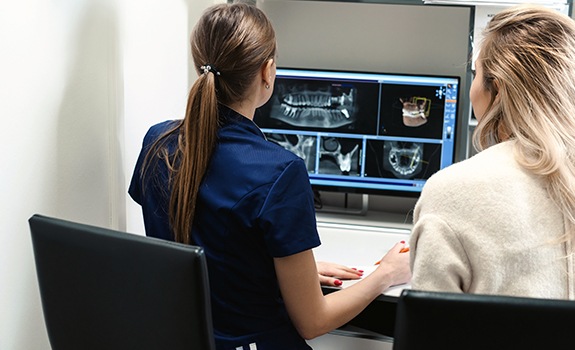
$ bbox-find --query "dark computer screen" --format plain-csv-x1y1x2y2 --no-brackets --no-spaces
254,67,459,197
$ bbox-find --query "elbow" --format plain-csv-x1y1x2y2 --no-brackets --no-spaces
299,330,320,341
299,329,323,341
294,321,330,340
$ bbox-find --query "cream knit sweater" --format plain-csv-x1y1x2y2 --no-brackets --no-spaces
410,141,575,299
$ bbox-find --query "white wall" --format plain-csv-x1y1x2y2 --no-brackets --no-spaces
0,1,121,348
0,0,218,349
123,0,192,235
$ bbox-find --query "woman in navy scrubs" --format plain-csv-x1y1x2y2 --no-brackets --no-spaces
129,3,411,349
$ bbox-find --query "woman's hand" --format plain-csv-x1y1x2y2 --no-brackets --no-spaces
372,242,412,288
316,261,363,287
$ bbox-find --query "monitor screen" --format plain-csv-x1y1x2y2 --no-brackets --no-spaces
254,67,459,197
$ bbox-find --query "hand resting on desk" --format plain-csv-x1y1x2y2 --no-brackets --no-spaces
316,261,363,287
319,242,412,294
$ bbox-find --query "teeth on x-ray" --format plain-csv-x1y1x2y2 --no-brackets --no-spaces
383,141,423,179
320,138,359,173
279,105,350,126
272,84,357,128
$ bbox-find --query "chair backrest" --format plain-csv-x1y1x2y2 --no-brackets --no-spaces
394,289,575,350
29,214,216,350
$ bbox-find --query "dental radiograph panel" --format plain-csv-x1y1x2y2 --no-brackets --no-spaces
383,141,423,179
319,137,360,175
270,82,358,129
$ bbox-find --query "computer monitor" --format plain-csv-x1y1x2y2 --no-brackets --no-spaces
255,67,460,197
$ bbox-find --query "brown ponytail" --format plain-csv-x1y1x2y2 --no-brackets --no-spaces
169,71,220,244
142,3,276,243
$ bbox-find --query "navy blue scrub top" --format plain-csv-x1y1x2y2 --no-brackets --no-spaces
129,105,321,350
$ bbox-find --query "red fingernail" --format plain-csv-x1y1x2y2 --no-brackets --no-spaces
400,240,405,244
359,270,364,273
334,280,342,286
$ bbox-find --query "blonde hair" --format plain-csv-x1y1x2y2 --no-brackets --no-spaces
144,3,276,244
474,5,575,240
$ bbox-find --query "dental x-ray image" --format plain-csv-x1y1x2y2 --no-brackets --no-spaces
255,77,380,135
364,140,442,180
318,137,361,176
276,81,356,128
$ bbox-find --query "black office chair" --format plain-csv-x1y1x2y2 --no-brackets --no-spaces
393,289,575,350
29,214,216,350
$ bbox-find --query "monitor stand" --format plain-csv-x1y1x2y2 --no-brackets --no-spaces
315,193,369,216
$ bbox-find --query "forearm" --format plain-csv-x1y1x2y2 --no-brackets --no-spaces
276,251,400,340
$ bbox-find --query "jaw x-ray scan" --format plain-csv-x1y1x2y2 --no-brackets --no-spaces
270,81,357,129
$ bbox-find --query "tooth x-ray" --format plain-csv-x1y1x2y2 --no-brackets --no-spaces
255,77,380,135
364,140,442,181
383,141,423,179
273,81,357,129
319,137,361,176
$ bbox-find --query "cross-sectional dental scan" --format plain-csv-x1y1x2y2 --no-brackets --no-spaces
319,137,361,176
385,141,424,178
364,140,442,181
255,68,459,196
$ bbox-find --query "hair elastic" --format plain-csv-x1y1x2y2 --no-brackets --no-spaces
200,64,221,76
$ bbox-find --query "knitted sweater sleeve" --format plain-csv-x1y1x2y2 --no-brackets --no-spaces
410,213,471,292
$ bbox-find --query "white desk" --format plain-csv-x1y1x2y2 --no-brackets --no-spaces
314,211,412,267
314,210,413,338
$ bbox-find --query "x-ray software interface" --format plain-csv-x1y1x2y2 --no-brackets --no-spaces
255,68,459,196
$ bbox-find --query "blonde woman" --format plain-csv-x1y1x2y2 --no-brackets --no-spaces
410,5,575,299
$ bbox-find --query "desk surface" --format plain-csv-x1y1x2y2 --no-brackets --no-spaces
316,211,413,231
315,213,413,338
